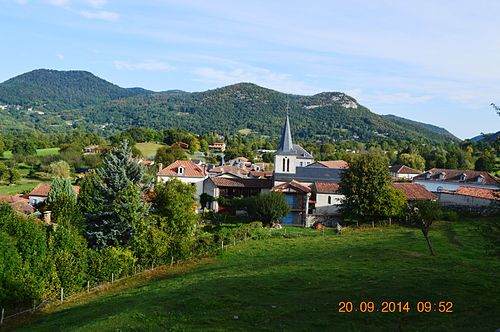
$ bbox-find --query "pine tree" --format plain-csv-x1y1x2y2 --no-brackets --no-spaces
80,141,148,248
47,177,82,228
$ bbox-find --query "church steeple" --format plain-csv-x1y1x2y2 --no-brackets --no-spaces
278,114,294,152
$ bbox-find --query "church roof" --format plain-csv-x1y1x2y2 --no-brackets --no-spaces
276,115,313,159
274,167,344,183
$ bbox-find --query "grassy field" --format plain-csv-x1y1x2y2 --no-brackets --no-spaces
0,180,43,195
1,147,60,159
11,218,500,331
135,142,165,159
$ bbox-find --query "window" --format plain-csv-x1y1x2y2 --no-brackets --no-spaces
328,196,332,204
178,167,184,175
287,158,290,172
282,158,286,172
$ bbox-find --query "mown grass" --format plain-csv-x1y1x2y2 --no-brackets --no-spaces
1,147,60,159
135,142,165,159
0,180,45,195
11,218,500,332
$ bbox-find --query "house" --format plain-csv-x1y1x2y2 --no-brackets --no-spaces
438,186,499,210
308,160,349,169
208,142,226,152
413,168,500,192
203,176,273,212
391,183,436,201
310,182,343,215
390,165,422,180
273,180,311,226
171,141,189,150
157,160,207,197
249,170,273,179
28,183,80,206
83,145,110,155
252,162,273,171
0,194,35,214
208,165,250,177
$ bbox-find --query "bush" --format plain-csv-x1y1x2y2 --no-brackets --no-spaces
442,210,459,222
87,247,136,284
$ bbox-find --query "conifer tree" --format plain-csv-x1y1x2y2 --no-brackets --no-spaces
80,141,148,248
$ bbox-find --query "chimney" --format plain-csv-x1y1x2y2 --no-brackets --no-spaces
43,211,52,224
158,163,163,172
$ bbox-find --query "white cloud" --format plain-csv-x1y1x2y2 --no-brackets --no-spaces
113,60,175,71
80,10,119,21
56,53,64,60
192,64,317,94
84,0,107,8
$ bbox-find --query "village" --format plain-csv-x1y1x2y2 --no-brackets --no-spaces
2,115,499,227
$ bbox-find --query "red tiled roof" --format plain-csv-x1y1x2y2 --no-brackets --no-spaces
413,168,500,187
0,194,34,214
209,176,273,189
441,186,500,201
209,165,249,176
250,171,273,178
314,160,349,169
392,183,436,201
29,183,80,197
273,180,311,193
157,160,207,178
313,181,340,194
390,164,422,174
171,141,189,149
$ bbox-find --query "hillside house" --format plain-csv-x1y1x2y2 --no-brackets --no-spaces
171,141,190,150
157,160,207,197
412,168,500,192
390,165,422,180
203,176,273,212
208,142,226,152
28,183,80,206
438,186,499,210
0,194,35,214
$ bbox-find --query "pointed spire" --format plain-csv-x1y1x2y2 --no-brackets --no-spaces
278,113,294,152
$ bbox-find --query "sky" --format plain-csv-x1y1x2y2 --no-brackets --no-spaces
1,0,499,139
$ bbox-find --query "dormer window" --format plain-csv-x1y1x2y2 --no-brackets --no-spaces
477,175,485,183
438,172,446,180
425,171,431,180
460,173,467,181
178,166,184,176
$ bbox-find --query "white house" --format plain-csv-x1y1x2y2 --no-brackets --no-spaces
412,168,500,192
28,183,80,206
390,165,422,180
157,160,207,197
311,182,343,216
438,186,499,209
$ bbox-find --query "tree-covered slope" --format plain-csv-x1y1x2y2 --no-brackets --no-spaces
85,82,459,143
0,69,151,110
0,70,459,143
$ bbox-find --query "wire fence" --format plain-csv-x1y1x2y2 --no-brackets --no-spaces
0,227,332,327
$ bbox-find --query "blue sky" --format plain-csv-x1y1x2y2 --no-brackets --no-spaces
1,0,499,139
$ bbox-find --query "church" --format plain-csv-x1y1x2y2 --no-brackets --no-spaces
272,115,346,226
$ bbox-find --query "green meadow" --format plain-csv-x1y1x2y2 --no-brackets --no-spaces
11,218,500,331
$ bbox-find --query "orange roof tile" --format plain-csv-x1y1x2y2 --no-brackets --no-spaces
392,183,436,201
28,184,80,197
313,182,340,194
441,186,500,201
157,160,206,178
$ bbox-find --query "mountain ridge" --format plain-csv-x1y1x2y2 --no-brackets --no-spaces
0,69,459,143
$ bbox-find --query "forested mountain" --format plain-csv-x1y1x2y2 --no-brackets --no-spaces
0,70,459,144
0,69,150,110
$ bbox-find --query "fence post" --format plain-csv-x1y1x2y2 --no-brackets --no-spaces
221,240,224,250
60,288,64,303
87,281,90,293
170,256,174,267
233,237,236,246
111,273,114,284
134,266,137,275
1,308,4,325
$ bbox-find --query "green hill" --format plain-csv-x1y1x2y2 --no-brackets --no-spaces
0,70,459,143
12,219,500,331
0,69,150,110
